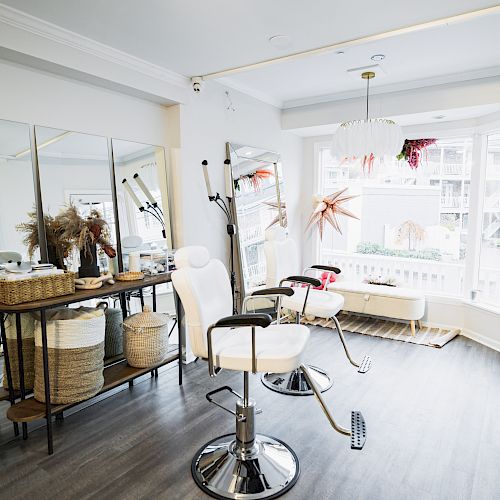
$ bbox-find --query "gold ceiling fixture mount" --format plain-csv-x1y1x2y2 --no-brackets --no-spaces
361,71,375,80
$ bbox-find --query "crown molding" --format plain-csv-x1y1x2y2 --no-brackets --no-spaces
283,66,500,109
0,3,189,89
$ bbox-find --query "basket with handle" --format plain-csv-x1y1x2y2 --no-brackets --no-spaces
123,306,169,368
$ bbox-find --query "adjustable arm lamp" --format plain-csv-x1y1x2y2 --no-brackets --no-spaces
202,159,237,313
122,178,166,239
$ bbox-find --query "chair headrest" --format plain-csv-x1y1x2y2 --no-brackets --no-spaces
174,246,210,269
265,225,287,242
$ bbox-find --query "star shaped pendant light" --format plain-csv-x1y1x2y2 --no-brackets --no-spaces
306,188,359,240
332,71,404,170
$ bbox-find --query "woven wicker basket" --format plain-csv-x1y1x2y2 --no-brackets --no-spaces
97,302,124,358
33,307,105,404
2,313,35,391
123,306,169,368
0,272,75,305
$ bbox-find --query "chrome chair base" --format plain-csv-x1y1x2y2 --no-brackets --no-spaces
261,365,333,396
192,433,300,500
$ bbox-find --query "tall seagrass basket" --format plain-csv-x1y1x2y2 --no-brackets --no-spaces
34,307,105,404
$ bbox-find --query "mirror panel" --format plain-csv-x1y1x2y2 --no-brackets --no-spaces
228,142,286,297
36,126,114,272
112,139,172,273
0,119,39,263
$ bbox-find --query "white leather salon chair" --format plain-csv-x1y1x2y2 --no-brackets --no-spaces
262,226,371,396
172,246,366,499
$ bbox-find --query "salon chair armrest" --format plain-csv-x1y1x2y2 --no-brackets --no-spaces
207,313,273,376
251,287,294,297
308,264,341,275
213,313,272,329
243,287,295,318
281,275,322,288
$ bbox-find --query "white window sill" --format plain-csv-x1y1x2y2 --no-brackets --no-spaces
463,300,500,316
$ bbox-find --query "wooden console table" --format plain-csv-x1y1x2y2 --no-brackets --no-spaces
0,273,185,455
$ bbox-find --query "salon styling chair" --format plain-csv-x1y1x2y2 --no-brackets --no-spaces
261,226,372,396
172,246,366,499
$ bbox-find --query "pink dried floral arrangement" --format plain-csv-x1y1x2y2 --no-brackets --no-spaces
397,138,437,169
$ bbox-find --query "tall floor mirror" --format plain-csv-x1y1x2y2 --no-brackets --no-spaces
0,119,39,264
226,142,286,305
112,139,172,276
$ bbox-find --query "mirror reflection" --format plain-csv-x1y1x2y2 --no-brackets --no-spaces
0,119,38,264
36,126,115,274
112,139,172,274
228,143,286,295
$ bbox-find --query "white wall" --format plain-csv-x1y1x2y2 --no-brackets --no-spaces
0,60,170,146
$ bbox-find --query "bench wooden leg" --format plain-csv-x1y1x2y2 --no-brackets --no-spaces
417,320,422,330
410,320,416,336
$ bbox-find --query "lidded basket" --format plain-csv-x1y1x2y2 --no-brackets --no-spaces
123,306,169,368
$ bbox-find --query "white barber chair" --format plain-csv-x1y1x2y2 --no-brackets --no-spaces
172,246,366,500
262,226,372,396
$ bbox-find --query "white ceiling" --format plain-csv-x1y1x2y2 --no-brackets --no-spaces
223,12,500,107
1,0,499,111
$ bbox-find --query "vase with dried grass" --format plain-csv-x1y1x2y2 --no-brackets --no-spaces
54,205,116,278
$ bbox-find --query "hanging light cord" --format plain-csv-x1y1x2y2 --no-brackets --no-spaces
366,76,370,121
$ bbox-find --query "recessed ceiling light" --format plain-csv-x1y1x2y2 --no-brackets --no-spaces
433,115,446,120
268,35,291,49
336,50,345,55
371,54,385,62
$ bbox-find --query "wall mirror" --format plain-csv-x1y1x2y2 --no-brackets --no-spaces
36,126,115,273
112,139,172,273
227,142,286,299
0,119,39,264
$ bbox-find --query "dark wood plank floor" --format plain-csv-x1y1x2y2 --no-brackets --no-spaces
1,328,499,500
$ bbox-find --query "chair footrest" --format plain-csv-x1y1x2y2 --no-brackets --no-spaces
358,355,372,374
351,411,366,450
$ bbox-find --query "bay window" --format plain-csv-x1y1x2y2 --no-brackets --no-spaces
315,131,500,308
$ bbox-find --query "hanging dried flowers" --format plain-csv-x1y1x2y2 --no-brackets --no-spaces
234,169,274,192
306,188,359,240
397,139,437,169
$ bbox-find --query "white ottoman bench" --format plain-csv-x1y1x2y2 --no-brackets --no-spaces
327,281,425,336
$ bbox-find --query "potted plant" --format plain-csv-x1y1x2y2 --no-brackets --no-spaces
17,211,72,269
55,205,116,278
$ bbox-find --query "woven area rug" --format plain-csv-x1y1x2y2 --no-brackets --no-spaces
302,312,460,348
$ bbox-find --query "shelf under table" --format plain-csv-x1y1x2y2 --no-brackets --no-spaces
7,349,179,423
